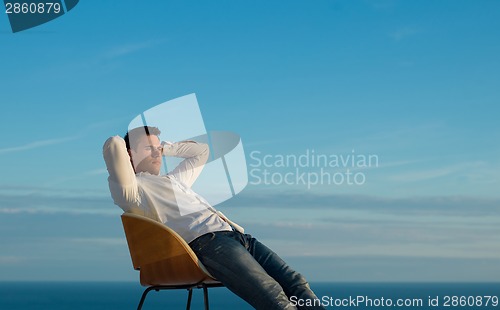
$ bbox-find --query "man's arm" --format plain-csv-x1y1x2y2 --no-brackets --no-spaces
102,136,139,211
163,140,209,188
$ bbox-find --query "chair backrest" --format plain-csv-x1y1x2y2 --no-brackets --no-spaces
121,213,216,286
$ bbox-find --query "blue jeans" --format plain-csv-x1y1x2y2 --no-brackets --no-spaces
189,231,325,310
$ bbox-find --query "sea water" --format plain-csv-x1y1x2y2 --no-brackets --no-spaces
0,282,498,309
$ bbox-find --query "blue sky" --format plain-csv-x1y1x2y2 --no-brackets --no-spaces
1,0,499,282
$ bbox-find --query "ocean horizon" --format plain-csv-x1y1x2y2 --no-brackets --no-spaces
0,281,498,309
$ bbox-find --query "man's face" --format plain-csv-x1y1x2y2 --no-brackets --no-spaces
129,134,163,175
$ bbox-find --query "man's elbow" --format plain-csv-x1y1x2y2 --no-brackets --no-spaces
103,136,125,154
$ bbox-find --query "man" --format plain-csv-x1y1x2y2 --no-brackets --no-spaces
103,126,325,310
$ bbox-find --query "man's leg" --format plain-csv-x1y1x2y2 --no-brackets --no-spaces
190,231,297,310
246,235,326,310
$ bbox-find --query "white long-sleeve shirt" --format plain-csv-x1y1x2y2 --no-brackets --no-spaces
103,136,232,243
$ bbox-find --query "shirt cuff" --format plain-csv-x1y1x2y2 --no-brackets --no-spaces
161,141,174,155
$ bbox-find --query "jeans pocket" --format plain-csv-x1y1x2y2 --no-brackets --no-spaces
189,232,216,253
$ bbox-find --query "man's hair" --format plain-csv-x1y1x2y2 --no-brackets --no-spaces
124,126,161,151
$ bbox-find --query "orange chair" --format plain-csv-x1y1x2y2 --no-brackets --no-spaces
121,213,224,310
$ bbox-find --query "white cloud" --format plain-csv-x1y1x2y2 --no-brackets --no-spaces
387,165,460,182
43,167,109,187
0,119,113,156
250,218,500,259
85,168,108,175
221,189,500,216
386,161,484,182
0,207,118,216
103,39,166,59
0,136,78,155
70,238,126,246
0,187,116,216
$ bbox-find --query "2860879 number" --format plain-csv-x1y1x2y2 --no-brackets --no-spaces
5,2,61,14
443,295,499,307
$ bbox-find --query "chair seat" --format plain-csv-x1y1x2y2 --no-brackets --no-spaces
121,213,223,309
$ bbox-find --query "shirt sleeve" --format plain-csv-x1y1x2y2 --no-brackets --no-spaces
163,140,209,188
102,136,139,211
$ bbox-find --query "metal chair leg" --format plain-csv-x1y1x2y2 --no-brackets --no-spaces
137,286,156,310
135,283,222,309
203,285,209,310
186,288,193,310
